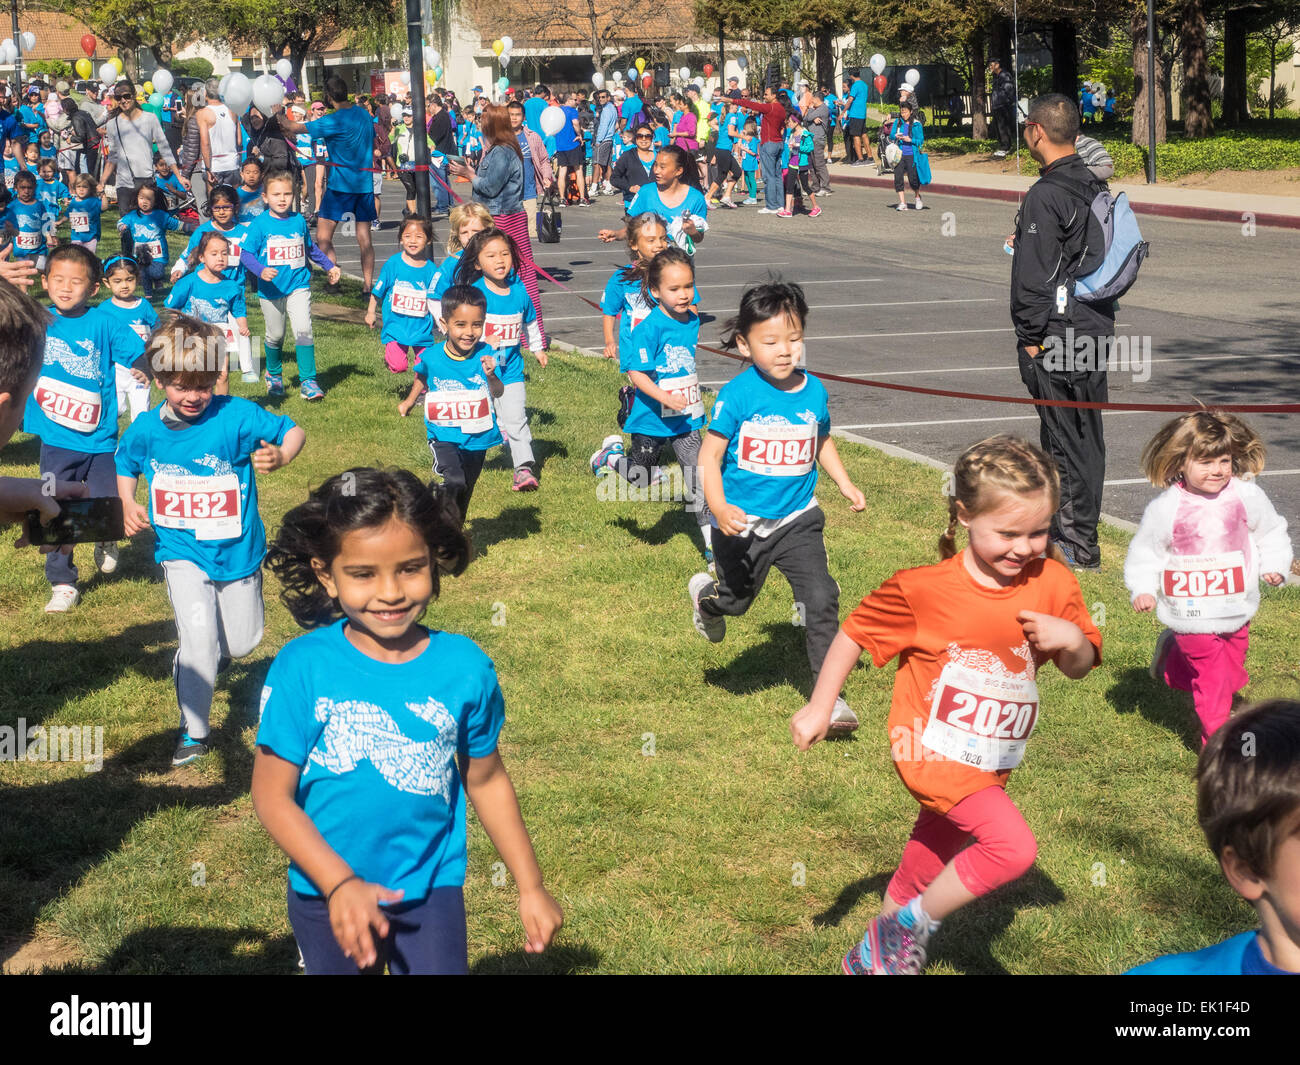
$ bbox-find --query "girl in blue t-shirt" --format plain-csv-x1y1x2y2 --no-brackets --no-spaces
117,184,183,296
591,246,713,561
600,146,708,254
453,228,547,492
170,184,249,284
237,158,266,223
398,284,503,521
68,174,102,252
253,467,563,974
35,159,69,219
165,231,250,394
367,216,440,374
430,202,491,321
100,256,158,421
738,123,759,204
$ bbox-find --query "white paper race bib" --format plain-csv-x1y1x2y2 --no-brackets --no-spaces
658,372,703,419
391,282,428,317
424,389,493,434
1160,551,1248,621
736,420,816,477
34,376,101,432
266,235,305,268
15,230,40,251
129,321,151,341
921,662,1040,772
70,211,90,231
483,313,522,349
142,238,163,259
3,170,14,189
151,472,242,541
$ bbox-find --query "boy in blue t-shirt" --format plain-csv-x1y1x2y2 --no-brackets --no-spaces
116,310,306,766
67,173,103,252
1127,699,1300,975
398,285,503,521
23,246,150,613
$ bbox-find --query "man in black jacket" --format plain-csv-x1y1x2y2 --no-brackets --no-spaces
1011,93,1115,570
426,93,456,217
989,59,1015,156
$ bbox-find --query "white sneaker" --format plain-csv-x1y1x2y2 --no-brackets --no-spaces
742,197,758,206
602,182,615,196
829,696,860,734
896,203,909,211
94,541,120,574
688,573,725,642
913,199,924,210
45,585,80,613
757,207,778,214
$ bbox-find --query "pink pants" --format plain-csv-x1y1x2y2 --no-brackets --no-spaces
1164,626,1249,746
384,342,425,373
887,786,1038,905
493,209,547,348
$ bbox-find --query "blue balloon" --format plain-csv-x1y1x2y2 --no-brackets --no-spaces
497,76,509,91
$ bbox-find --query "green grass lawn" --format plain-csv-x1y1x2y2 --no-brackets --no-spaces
1,241,1297,974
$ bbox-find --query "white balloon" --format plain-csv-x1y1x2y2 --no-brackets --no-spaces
219,73,232,99
252,73,284,114
152,68,174,94
678,66,689,80
869,53,886,75
423,46,439,69
275,58,293,80
1,38,11,51
390,102,403,121
591,72,604,88
611,71,622,82
904,68,920,86
501,36,513,52
400,71,411,86
693,77,704,88
0,43,12,64
224,72,252,115
99,62,117,84
20,31,35,52
737,55,748,70
540,104,566,137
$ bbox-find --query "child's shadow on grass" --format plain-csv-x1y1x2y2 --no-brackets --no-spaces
0,433,41,466
317,363,363,394
51,926,301,975
470,942,602,974
469,506,541,555
1107,667,1199,752
611,510,702,549
702,622,809,696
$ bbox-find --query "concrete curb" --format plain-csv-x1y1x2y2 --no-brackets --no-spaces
827,172,1300,230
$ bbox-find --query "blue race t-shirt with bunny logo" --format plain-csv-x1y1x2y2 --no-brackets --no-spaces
625,305,705,437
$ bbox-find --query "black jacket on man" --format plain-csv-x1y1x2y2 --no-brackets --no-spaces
991,70,1016,111
427,109,455,156
1010,152,1116,347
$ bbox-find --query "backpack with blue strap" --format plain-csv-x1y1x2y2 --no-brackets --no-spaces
1043,169,1150,303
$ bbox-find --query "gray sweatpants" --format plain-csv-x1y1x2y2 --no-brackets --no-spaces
163,559,265,739
493,380,534,469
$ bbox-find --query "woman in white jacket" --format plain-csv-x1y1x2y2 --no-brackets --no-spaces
1125,411,1292,745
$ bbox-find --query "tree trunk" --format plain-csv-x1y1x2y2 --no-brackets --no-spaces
1050,19,1078,98
1269,40,1277,119
989,17,1013,69
815,27,834,90
1221,6,1248,125
1132,12,1168,146
969,27,988,140
589,0,602,75
1180,0,1213,136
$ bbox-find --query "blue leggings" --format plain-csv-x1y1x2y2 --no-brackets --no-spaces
288,884,469,975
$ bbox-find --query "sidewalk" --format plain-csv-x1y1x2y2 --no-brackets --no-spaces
826,160,1300,228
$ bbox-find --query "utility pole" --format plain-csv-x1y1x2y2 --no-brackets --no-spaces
1146,0,1156,183
405,0,431,217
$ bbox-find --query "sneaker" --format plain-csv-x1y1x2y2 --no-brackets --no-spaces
992,150,1008,158
300,379,325,401
720,198,737,208
589,434,624,475
601,182,615,196
809,206,822,218
579,198,594,207
688,572,726,643
742,197,758,206
172,732,210,768
241,370,260,383
776,208,793,217
913,199,924,210
616,384,635,429
757,207,778,214
45,584,79,613
94,541,120,574
896,203,909,211
819,188,834,195
265,372,285,397
842,911,929,975
828,696,859,735
512,466,539,491
1149,628,1176,681
707,197,722,207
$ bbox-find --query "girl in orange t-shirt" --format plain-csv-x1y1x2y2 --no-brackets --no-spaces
792,435,1102,974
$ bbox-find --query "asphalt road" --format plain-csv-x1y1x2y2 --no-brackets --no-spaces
343,178,1300,534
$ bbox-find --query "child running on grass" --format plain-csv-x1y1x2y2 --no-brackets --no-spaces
429,202,491,322
169,183,249,285
791,435,1102,975
689,280,864,723
398,285,503,522
67,173,102,253
253,467,563,974
1124,411,1291,747
165,231,251,395
116,183,183,297
453,228,547,492
117,312,305,766
367,215,440,374
98,255,158,423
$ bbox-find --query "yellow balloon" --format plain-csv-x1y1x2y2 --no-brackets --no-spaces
143,80,154,93
111,57,123,73
75,58,91,79
635,57,646,74
492,39,504,56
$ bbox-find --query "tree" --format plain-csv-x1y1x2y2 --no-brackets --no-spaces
55,2,211,66
508,0,683,77
215,0,400,78
699,0,860,87
1256,13,1299,117
1181,0,1214,136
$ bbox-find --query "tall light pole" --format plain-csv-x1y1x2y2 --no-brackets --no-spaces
10,0,23,89
404,0,431,217
1146,0,1157,183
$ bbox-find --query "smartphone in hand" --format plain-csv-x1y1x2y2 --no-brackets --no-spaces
26,497,125,545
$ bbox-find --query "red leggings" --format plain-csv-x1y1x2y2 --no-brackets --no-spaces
887,785,1038,905
1163,626,1249,746
493,209,548,348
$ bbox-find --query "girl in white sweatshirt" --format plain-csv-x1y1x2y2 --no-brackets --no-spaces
1125,411,1292,745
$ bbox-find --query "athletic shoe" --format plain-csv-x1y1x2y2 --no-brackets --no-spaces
742,197,758,206
819,188,834,195
512,466,539,491
688,572,726,642
241,370,260,383
579,198,594,207
842,911,929,975
992,150,1008,158
913,199,925,210
896,203,909,211
776,209,793,217
94,541,119,574
172,732,210,768
1149,628,1176,681
45,584,79,613
828,697,859,734
601,182,615,196
300,379,325,401
708,197,722,207
809,206,823,218
265,372,285,397
589,434,624,475
720,197,737,208
757,207,778,214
